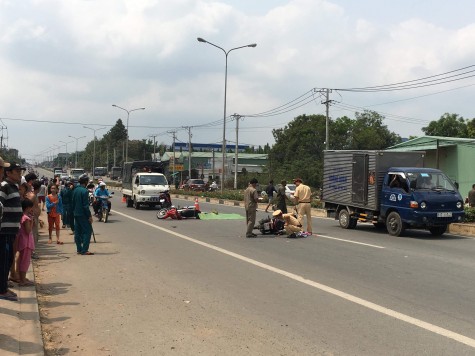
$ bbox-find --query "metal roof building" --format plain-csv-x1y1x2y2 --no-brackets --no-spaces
387,136,475,199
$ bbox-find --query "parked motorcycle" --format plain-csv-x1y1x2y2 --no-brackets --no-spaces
156,205,201,220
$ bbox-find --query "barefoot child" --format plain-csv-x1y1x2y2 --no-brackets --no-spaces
17,199,36,286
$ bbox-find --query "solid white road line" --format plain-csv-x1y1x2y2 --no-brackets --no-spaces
114,210,475,349
316,234,385,248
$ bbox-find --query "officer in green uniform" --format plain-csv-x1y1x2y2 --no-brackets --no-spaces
71,175,94,255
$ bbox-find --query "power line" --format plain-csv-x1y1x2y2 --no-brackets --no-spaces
335,64,475,92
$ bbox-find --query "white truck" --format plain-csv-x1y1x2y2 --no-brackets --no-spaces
121,161,170,209
69,168,85,182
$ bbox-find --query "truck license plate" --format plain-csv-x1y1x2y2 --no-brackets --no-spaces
437,212,452,218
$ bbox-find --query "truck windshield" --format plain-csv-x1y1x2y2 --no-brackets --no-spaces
406,171,456,191
139,175,168,185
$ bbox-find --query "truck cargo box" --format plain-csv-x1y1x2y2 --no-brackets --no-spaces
122,161,164,191
322,150,425,211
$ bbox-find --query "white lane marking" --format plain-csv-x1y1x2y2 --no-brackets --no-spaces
316,234,385,249
114,210,475,349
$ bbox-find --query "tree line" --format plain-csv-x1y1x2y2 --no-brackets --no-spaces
41,111,474,189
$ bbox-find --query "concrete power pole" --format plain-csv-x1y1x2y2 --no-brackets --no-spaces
183,126,192,178
321,88,332,150
232,114,243,190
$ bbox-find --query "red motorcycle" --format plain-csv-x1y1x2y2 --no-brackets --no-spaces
156,206,201,220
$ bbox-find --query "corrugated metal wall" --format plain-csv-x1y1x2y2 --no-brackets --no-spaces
323,151,425,211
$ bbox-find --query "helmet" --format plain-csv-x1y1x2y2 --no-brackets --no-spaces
99,182,106,187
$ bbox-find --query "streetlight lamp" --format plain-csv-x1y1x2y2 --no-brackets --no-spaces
68,135,86,168
83,126,106,179
112,105,145,163
197,37,256,192
59,140,73,169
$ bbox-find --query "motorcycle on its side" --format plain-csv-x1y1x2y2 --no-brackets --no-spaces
156,205,201,220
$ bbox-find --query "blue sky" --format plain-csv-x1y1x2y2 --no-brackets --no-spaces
1,0,474,162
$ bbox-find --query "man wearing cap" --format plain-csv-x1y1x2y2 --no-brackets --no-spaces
0,161,24,301
244,178,259,238
71,175,94,255
293,178,313,234
273,209,302,235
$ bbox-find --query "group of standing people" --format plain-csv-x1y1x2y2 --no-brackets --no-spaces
0,163,95,302
244,177,313,238
0,160,38,301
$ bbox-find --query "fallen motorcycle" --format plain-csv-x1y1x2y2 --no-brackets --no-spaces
156,206,201,220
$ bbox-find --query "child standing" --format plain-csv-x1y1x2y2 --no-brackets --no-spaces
17,199,36,286
46,185,64,244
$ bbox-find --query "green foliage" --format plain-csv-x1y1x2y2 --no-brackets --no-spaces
463,207,475,223
422,113,472,137
266,111,401,188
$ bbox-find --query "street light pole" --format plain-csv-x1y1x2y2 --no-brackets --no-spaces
68,135,86,168
83,126,106,179
59,140,73,169
197,37,256,192
112,105,145,163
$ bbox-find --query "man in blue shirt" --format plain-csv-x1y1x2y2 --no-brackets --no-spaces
94,182,111,215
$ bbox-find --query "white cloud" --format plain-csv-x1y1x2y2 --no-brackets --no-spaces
1,0,475,159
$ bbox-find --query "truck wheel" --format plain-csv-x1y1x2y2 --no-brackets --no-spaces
338,209,355,229
126,197,133,208
429,226,447,236
386,212,405,236
133,197,140,210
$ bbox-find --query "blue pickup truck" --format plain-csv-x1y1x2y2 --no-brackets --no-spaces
322,150,465,237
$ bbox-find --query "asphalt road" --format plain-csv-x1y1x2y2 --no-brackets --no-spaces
33,169,475,355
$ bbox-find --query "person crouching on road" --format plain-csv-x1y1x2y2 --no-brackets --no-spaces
272,209,302,235
46,185,64,244
244,178,259,238
72,175,94,255
293,178,313,234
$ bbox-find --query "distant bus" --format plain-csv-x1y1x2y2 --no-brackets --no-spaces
53,167,63,176
110,166,122,180
93,167,108,179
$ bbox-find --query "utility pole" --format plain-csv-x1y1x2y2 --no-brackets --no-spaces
168,130,177,181
321,88,332,150
149,134,158,161
183,127,192,178
232,114,243,190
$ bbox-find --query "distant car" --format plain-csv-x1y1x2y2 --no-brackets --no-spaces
60,172,69,181
285,184,296,199
184,179,206,191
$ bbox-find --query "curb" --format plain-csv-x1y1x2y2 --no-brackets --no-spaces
0,263,44,355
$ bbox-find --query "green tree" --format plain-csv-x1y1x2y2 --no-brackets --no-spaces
267,111,401,188
466,118,475,138
350,111,401,149
269,114,326,188
422,113,468,137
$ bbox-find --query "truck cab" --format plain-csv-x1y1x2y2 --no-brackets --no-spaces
124,172,169,209
380,168,464,236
